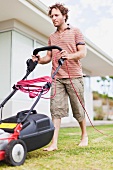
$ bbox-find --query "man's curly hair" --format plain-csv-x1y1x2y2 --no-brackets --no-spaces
48,3,69,22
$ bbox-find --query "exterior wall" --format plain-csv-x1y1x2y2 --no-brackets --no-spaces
0,31,11,98
84,77,93,122
0,31,12,118
0,19,93,123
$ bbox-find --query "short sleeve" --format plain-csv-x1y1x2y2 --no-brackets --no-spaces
48,37,51,46
74,28,85,46
47,37,52,51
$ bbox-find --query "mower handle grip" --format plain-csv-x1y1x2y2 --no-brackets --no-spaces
33,45,62,55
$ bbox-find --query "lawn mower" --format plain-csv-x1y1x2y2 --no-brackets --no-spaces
0,45,64,166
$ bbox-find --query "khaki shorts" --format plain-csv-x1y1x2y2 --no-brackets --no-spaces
50,77,85,122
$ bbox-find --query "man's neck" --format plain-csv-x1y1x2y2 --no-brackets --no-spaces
57,23,68,33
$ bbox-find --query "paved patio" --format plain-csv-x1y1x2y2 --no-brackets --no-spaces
61,120,113,128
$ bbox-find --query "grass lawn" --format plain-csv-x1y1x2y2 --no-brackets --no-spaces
0,124,113,170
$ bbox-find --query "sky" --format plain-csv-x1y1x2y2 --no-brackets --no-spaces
41,0,113,96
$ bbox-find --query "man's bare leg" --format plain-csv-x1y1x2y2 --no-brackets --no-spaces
43,118,61,151
78,118,88,146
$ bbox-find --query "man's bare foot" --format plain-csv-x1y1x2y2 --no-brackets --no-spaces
78,136,88,147
43,144,58,151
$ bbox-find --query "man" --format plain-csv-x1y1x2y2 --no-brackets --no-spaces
32,3,88,151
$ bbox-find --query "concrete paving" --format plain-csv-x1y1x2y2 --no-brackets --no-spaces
61,120,113,128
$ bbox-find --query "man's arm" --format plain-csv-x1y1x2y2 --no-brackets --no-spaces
61,45,87,61
32,50,52,64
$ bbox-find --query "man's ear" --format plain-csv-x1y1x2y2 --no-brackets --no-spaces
63,15,66,21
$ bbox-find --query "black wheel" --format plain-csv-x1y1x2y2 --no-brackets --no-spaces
5,139,27,166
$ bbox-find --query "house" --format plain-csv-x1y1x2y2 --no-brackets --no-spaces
0,0,113,125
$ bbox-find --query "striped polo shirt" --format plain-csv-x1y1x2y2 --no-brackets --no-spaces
48,25,85,78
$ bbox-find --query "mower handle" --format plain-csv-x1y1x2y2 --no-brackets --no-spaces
33,45,62,55
17,46,65,123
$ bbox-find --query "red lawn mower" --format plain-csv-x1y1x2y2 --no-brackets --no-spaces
0,46,64,166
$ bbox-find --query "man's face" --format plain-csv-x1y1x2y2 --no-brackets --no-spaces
50,8,66,27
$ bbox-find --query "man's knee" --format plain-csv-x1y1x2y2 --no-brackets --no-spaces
73,113,85,123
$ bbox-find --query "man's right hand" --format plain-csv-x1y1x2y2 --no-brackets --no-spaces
32,55,40,63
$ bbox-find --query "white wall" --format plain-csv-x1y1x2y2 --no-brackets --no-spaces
0,31,12,118
0,31,11,98
0,30,52,119
84,77,93,123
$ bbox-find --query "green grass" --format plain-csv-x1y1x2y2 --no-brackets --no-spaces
1,125,113,170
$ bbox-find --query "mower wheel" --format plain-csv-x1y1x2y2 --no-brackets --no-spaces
5,139,27,166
